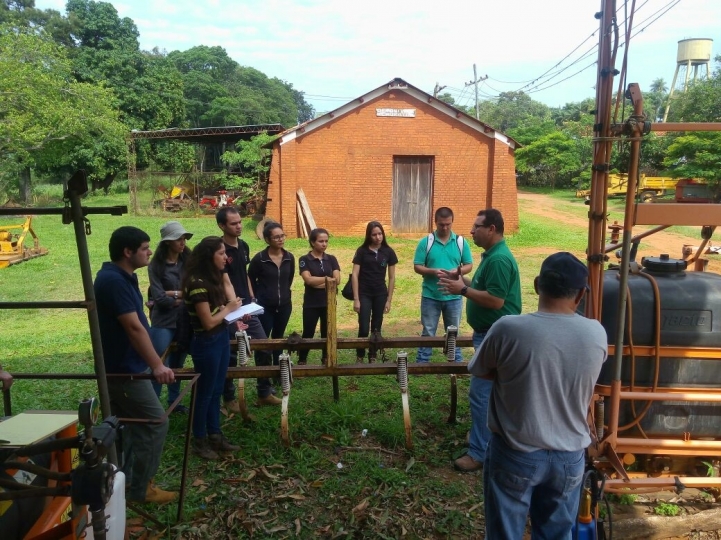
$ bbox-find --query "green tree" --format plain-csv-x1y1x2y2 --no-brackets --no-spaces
663,132,721,197
220,133,275,205
515,131,583,188
0,24,125,201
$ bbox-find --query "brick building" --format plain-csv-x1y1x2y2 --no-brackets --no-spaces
265,78,519,238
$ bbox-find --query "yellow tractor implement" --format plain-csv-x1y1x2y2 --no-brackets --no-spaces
0,216,49,269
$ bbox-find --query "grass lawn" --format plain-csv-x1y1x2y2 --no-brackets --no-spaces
1,190,591,538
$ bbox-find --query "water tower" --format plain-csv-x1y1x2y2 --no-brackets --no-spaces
662,38,713,122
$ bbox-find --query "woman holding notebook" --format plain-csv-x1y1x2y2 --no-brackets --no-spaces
182,236,242,461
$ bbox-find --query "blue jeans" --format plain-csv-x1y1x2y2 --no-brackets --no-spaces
468,330,492,462
416,296,463,362
149,326,187,406
484,433,585,540
190,331,229,439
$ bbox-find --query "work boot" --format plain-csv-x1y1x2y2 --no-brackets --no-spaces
257,394,282,406
143,481,178,504
454,454,483,473
224,399,241,413
192,437,220,461
209,433,240,453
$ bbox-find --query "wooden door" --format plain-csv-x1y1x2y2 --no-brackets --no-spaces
392,157,434,233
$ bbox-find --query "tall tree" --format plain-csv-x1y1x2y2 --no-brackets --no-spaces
0,24,125,201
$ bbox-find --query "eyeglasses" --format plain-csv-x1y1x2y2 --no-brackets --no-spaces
471,223,489,231
271,234,286,241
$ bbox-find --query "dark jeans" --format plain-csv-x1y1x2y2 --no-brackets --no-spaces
190,330,228,439
299,305,327,364
257,303,292,365
356,293,387,358
224,316,274,399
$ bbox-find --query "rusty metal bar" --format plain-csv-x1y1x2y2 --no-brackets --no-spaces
634,203,721,226
605,477,721,490
0,206,127,217
650,122,721,132
231,336,475,351
603,225,670,254
617,390,721,401
608,345,721,359
0,301,91,309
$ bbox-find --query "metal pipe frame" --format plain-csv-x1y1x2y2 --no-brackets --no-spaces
587,0,721,493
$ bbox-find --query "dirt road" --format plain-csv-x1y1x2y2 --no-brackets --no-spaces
518,192,721,273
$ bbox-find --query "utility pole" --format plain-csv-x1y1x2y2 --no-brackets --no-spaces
465,64,488,120
433,82,447,98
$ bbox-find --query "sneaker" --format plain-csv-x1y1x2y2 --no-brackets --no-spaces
256,394,282,406
143,481,178,505
368,356,376,364
209,433,240,453
171,404,190,415
192,438,220,461
224,399,241,413
454,454,483,473
356,356,364,364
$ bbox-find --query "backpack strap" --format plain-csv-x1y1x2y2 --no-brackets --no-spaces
424,232,435,266
456,235,465,259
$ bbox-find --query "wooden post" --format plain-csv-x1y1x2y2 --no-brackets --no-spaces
326,277,339,401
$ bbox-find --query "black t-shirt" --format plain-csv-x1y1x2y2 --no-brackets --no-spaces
352,245,398,296
298,252,340,308
224,240,251,302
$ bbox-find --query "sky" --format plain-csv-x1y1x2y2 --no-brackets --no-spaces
35,0,721,116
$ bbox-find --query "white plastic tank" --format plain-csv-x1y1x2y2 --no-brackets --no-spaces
85,467,126,540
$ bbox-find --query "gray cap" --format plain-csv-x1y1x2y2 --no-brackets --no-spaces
160,221,193,242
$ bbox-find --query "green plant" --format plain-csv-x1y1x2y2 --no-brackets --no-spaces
609,492,637,505
654,502,681,516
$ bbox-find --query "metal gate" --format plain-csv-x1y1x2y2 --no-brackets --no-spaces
391,157,434,233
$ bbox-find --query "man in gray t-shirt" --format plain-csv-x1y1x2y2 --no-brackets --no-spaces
469,252,607,540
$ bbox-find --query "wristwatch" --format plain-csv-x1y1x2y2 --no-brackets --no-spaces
460,286,469,296
173,291,179,299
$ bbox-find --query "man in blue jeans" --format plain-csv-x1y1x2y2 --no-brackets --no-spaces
469,252,607,539
439,209,521,473
413,207,473,363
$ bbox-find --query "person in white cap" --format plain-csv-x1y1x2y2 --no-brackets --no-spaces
148,221,193,413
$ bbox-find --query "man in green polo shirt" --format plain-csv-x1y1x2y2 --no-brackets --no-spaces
439,208,521,472
413,207,473,362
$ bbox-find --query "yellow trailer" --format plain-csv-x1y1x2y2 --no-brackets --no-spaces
0,216,49,268
576,173,679,201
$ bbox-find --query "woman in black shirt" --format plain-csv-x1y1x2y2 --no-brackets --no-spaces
298,228,340,365
248,222,295,366
351,221,398,363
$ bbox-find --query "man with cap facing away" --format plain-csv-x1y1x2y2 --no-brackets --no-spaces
470,252,607,540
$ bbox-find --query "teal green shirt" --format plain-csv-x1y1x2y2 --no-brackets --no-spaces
466,239,522,330
413,231,473,301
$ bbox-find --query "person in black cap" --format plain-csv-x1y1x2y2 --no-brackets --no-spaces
469,252,607,540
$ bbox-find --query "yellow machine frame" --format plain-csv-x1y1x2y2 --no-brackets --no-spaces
0,216,48,269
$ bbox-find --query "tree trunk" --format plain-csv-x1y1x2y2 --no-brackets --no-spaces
19,167,32,204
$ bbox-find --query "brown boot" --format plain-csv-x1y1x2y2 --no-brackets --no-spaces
454,454,483,473
224,399,241,413
192,437,220,461
143,481,178,504
209,433,240,453
257,394,282,406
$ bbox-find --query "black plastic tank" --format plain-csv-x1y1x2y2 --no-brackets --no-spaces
597,255,721,437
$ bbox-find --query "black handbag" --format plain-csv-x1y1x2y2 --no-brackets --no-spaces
341,274,354,300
